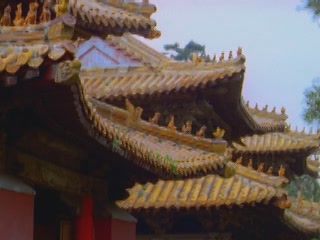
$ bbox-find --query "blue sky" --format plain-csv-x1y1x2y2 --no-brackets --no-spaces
140,0,320,131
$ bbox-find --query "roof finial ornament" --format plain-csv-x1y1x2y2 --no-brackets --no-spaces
278,165,286,177
219,52,225,62
25,2,39,25
54,0,68,16
247,159,253,169
0,5,11,26
237,47,242,56
281,107,286,114
181,120,192,134
125,99,143,127
13,3,24,26
228,51,233,60
245,100,250,107
167,115,177,131
236,157,243,164
257,162,264,172
271,106,276,113
149,112,160,124
196,125,207,137
254,103,259,110
212,127,225,139
212,54,217,64
262,105,268,111
40,0,52,23
267,166,273,175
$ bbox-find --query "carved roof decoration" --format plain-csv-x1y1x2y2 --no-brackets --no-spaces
244,100,288,123
232,132,319,154
69,0,160,38
0,13,76,42
117,161,289,210
285,126,320,141
85,98,230,177
284,197,320,235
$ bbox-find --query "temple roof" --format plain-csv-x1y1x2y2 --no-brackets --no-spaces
70,0,160,38
117,162,289,210
232,132,319,154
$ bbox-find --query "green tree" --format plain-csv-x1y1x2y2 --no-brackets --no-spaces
285,174,320,201
302,0,320,17
163,40,206,61
303,78,320,125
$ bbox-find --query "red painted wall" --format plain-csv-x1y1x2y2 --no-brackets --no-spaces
111,219,136,240
95,218,136,240
0,189,34,240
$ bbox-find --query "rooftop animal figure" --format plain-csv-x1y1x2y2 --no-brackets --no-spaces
149,112,160,124
278,165,286,177
267,166,273,175
257,162,264,172
40,1,51,23
25,2,39,25
196,125,207,137
0,5,11,26
13,3,24,26
235,157,242,164
247,159,253,169
212,127,225,139
181,120,192,134
167,115,176,131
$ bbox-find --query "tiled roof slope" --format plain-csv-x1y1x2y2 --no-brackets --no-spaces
284,197,320,235
244,101,288,127
81,96,230,178
117,162,289,210
69,0,160,38
81,63,245,100
233,132,319,154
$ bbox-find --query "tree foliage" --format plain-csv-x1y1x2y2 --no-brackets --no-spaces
303,78,320,125
285,174,320,201
303,0,320,17
163,40,206,61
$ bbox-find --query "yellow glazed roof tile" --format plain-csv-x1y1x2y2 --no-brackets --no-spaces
233,132,319,154
0,40,76,75
117,161,288,210
284,197,320,235
70,0,159,38
81,97,229,178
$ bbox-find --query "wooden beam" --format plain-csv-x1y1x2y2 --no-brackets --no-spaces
7,148,109,200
